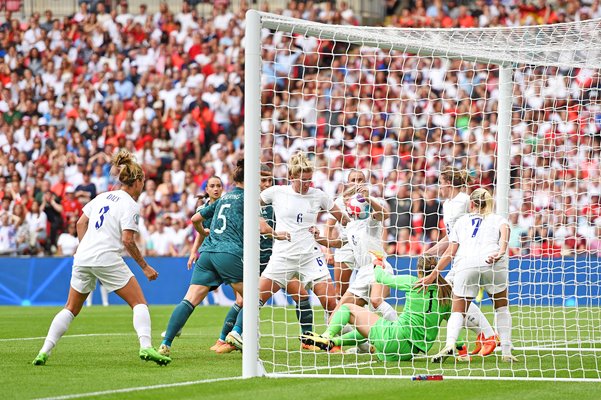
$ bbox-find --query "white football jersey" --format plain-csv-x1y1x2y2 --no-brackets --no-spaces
443,192,470,235
74,190,141,267
261,185,334,257
346,216,385,269
449,213,509,270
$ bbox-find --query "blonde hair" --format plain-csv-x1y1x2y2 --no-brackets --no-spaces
288,152,314,178
440,166,470,188
470,188,494,216
416,255,452,307
111,149,144,186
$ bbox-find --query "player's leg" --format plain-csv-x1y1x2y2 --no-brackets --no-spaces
432,268,477,362
99,283,109,306
33,286,88,365
334,261,353,300
369,283,397,322
113,275,170,366
160,252,218,355
213,292,243,352
491,288,516,361
34,266,97,365
301,304,379,350
286,278,314,335
223,281,244,351
312,280,338,317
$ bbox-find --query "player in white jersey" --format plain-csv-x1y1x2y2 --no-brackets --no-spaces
323,182,398,320
33,150,171,366
417,188,517,363
426,166,497,357
259,152,348,332
324,170,365,299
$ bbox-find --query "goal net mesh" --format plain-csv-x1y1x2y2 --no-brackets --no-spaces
254,12,601,379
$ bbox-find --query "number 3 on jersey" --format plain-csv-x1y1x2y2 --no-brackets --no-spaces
214,204,231,234
471,217,482,238
95,206,110,229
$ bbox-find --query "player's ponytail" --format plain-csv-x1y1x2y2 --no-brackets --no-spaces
417,255,452,306
111,149,144,186
233,158,244,183
288,152,314,178
471,188,493,216
440,166,470,188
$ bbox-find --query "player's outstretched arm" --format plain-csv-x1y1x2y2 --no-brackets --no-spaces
123,229,158,281
373,266,415,291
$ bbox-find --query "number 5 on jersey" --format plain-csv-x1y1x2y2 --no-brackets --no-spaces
214,204,231,234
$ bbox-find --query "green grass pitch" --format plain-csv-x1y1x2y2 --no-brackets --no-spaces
2,305,600,400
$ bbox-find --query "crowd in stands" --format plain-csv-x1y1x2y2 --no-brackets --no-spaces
0,0,599,259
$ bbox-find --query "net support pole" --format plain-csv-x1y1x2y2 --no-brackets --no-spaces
496,65,513,218
242,9,262,379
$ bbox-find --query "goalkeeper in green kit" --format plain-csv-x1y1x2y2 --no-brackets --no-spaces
301,255,470,361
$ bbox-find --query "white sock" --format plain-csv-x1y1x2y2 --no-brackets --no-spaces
495,306,512,355
100,285,109,307
341,324,354,334
375,302,397,322
40,309,75,354
446,312,464,348
133,304,152,349
465,303,495,338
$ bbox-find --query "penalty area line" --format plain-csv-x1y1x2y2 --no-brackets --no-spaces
34,376,244,400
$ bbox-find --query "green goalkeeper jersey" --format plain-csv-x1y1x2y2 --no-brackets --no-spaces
198,187,244,257
374,267,451,353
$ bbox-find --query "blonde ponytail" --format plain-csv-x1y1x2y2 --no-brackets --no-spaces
470,188,494,216
111,149,144,186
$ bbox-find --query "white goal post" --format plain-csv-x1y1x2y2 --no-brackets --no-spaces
243,9,601,380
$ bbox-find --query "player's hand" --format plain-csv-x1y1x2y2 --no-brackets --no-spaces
274,231,291,241
309,226,320,239
414,271,437,292
486,252,503,264
357,184,369,198
142,265,159,281
187,253,198,270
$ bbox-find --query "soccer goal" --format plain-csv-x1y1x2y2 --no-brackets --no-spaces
243,10,601,381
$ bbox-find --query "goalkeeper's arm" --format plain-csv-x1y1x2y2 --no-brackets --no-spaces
373,266,416,292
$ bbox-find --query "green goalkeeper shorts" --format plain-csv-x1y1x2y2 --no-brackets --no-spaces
368,318,414,362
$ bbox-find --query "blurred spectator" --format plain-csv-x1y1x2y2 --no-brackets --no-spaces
56,222,78,256
0,0,598,260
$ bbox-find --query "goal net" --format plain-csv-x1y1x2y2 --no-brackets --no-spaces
243,10,601,381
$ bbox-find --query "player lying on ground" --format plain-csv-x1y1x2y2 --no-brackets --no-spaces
301,255,470,361
33,150,171,366
426,166,499,356
158,159,290,358
417,188,518,363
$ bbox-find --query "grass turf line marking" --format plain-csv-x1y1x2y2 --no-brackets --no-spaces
1,333,207,342
34,376,244,400
0,333,132,342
